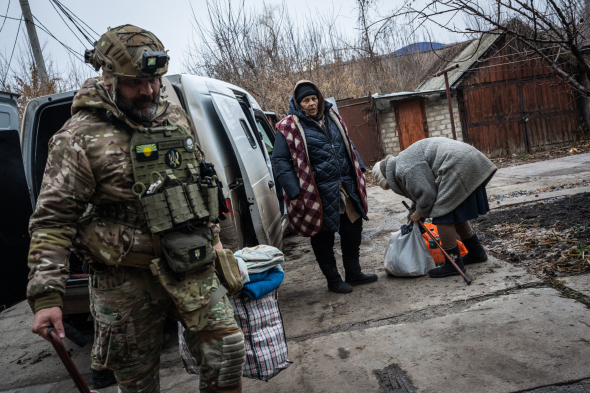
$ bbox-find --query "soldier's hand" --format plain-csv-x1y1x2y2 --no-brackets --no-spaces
32,307,64,342
213,241,224,251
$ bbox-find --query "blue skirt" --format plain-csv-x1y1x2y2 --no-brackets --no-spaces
432,184,489,224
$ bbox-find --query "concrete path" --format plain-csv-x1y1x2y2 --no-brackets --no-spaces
1,154,589,393
245,288,590,393
488,153,590,192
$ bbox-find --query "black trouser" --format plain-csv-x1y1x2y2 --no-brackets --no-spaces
310,214,363,283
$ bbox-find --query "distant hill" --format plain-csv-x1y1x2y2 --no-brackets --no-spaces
394,42,444,56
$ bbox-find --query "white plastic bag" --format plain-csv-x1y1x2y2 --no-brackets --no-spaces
384,230,402,275
386,226,435,276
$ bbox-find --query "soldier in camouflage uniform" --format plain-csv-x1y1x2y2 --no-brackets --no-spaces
28,25,245,393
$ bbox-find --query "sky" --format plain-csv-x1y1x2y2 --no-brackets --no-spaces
0,0,464,78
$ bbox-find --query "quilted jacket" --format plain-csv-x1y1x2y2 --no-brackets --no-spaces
272,89,367,232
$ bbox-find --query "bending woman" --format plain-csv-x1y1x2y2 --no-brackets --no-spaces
373,137,497,278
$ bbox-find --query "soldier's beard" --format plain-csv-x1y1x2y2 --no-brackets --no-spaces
116,90,159,124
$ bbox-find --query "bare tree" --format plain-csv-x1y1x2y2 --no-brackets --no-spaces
184,0,457,117
371,0,590,127
1,37,95,122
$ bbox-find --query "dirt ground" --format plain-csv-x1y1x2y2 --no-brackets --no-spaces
473,192,590,279
3,154,590,393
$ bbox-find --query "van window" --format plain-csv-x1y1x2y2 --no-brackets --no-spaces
240,119,257,149
256,121,273,154
254,111,275,156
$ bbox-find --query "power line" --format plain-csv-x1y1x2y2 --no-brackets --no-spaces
53,0,99,37
31,14,85,62
0,14,21,21
2,15,22,86
0,8,95,63
0,0,11,34
50,0,97,46
0,12,84,61
49,0,88,48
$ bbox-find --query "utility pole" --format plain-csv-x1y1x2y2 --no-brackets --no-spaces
434,64,460,140
19,0,51,94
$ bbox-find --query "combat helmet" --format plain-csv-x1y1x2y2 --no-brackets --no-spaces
85,24,169,96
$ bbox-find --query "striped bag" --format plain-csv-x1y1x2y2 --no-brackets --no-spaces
230,290,292,380
178,289,291,381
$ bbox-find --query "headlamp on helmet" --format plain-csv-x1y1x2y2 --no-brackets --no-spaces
142,51,168,74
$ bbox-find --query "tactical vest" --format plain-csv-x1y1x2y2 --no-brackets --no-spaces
96,119,220,273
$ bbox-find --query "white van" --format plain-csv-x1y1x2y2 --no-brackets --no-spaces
13,74,286,313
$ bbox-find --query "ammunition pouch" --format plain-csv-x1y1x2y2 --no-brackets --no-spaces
162,173,195,225
203,175,220,221
141,190,173,233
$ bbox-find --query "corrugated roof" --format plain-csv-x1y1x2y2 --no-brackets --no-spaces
371,89,445,110
418,33,500,91
372,89,444,100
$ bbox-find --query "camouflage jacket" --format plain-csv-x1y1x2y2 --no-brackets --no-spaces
27,77,220,312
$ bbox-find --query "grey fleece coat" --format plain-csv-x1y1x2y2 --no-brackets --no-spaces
384,138,497,218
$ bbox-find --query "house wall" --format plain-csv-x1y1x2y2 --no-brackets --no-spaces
378,108,400,156
424,97,463,141
377,96,463,157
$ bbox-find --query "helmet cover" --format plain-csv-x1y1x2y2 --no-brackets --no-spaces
85,24,168,88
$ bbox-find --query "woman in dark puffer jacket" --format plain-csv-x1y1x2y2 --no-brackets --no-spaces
272,81,378,293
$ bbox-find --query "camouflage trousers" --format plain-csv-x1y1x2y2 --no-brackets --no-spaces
89,264,245,393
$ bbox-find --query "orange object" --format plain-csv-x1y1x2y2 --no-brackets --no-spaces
422,223,468,265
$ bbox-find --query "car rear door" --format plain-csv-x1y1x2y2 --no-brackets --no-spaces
0,92,32,309
206,81,283,248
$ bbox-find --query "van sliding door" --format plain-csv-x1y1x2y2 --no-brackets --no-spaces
207,84,283,248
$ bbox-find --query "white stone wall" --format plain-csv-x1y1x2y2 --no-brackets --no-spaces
378,108,400,156
424,97,463,141
377,96,463,157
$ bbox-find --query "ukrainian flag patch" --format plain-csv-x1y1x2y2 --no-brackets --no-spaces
135,144,158,161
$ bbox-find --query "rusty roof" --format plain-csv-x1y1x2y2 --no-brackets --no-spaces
417,33,501,91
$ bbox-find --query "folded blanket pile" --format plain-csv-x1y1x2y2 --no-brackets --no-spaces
235,245,284,274
242,266,284,300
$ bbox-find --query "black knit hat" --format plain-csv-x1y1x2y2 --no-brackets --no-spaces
295,84,318,104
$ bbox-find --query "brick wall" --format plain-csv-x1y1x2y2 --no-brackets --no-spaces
378,108,400,156
377,96,463,156
424,97,463,141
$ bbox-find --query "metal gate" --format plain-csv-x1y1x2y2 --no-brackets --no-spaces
336,96,383,166
458,40,578,158
462,77,577,158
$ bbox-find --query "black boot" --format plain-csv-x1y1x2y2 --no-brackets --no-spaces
428,245,466,278
317,260,353,293
91,368,117,389
343,259,378,286
461,233,488,265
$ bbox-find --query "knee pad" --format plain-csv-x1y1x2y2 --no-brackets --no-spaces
116,363,159,393
217,331,246,388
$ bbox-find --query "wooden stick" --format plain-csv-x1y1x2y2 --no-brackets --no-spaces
47,327,96,393
402,201,472,285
